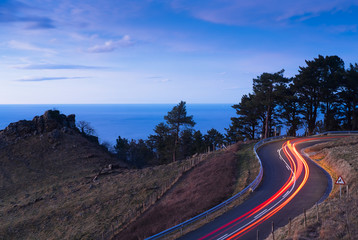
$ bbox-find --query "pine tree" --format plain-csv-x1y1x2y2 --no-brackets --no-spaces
164,101,195,161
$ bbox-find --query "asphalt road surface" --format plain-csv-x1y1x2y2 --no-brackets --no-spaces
179,137,334,240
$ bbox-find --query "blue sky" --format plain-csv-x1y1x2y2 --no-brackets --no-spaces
1,0,358,104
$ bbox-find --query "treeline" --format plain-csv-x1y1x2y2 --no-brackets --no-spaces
114,101,225,167
113,54,357,167
226,55,358,143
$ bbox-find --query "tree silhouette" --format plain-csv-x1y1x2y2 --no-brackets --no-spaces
277,82,302,136
164,101,195,161
148,122,173,164
341,63,358,130
230,93,262,140
253,69,288,138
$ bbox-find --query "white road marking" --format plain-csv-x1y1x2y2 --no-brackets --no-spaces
216,233,228,240
254,209,268,219
282,191,289,199
221,146,298,239
277,149,292,172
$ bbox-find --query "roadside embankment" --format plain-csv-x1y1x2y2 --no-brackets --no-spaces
267,136,358,240
114,141,259,240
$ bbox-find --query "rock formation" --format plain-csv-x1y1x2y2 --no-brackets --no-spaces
0,110,77,145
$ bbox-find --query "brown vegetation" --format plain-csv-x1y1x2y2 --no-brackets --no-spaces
267,136,358,240
0,112,260,240
114,142,259,240
0,112,198,239
0,134,209,239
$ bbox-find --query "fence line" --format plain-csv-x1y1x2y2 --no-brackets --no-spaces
101,153,210,239
313,131,358,136
268,131,358,240
145,135,289,240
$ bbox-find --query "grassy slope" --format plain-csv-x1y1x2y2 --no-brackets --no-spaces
0,124,260,240
0,132,116,199
267,136,358,240
0,130,199,240
115,142,259,240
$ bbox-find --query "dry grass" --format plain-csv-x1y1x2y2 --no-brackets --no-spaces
266,136,358,240
114,142,259,240
0,131,205,240
233,141,260,194
0,125,260,240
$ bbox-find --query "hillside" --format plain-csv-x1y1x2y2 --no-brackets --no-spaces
115,142,259,239
0,110,190,239
0,110,130,239
267,136,358,239
0,110,124,198
0,110,260,240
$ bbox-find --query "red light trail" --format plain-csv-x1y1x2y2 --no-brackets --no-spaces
198,137,331,240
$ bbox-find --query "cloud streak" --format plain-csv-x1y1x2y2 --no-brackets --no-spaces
16,77,89,82
170,0,358,26
16,64,105,70
8,40,56,54
155,78,170,83
146,76,170,83
0,0,56,29
87,35,133,53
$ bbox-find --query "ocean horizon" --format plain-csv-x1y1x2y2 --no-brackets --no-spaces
0,104,236,146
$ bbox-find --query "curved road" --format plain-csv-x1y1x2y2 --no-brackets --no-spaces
180,137,334,240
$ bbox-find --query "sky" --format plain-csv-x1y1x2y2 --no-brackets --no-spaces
1,0,358,104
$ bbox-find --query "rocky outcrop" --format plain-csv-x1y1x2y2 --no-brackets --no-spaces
0,110,77,145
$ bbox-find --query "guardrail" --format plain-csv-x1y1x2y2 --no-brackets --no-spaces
313,131,358,136
145,135,289,240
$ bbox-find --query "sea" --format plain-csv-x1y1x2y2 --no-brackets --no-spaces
0,104,235,146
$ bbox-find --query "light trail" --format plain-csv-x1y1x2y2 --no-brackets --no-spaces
198,137,329,240
199,142,296,240
226,140,306,240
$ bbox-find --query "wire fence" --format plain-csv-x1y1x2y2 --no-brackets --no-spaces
145,135,289,240
145,132,358,240
313,131,358,136
101,153,210,240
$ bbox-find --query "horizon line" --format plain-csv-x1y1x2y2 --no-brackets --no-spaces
0,102,236,105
